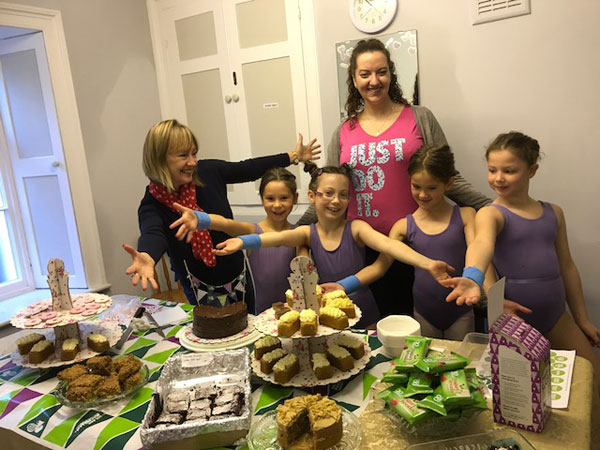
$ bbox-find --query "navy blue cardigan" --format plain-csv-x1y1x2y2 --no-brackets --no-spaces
137,154,291,291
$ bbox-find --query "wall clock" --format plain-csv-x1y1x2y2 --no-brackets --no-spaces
349,0,398,34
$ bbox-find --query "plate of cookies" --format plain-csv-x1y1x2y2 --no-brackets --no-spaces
251,332,371,387
54,354,149,408
253,304,362,339
10,293,113,329
10,321,122,368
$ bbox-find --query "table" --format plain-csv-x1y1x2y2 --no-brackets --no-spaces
0,296,595,450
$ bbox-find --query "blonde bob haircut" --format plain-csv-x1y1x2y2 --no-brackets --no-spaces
142,119,203,192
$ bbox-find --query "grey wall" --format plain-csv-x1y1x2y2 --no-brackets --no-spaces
11,0,162,296
311,0,600,327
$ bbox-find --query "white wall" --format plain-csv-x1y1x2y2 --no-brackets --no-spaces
11,0,162,297
311,0,600,325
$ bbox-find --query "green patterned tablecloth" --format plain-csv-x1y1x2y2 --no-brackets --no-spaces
0,296,393,450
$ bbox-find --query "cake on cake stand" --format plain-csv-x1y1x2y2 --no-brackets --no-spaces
10,259,120,368
251,256,371,387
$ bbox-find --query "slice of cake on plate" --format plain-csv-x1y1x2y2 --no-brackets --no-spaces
300,309,318,336
17,333,45,355
254,335,282,359
336,335,365,359
273,353,300,383
260,348,287,374
319,306,349,330
326,345,354,372
312,353,333,380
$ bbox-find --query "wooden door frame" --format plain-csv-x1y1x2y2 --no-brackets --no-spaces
0,2,108,291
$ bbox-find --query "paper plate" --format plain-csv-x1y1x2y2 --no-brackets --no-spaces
176,323,262,353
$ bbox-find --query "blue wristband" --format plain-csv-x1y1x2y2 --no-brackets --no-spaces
239,234,261,250
462,266,484,287
193,211,211,229
337,275,361,294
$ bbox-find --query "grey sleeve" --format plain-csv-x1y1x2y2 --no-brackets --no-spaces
296,123,344,226
414,105,491,210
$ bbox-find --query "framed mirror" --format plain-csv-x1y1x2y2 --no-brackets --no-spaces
335,30,419,120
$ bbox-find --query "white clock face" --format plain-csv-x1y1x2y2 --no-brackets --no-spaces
350,0,397,34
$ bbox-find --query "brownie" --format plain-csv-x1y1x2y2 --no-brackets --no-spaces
154,412,183,427
122,370,143,391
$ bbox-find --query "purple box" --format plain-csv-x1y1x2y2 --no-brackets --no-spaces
490,314,551,433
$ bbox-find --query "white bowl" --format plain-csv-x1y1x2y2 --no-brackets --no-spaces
377,315,421,357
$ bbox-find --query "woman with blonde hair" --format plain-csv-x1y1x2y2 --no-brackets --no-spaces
123,119,320,310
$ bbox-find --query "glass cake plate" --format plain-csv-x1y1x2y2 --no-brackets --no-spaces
405,429,536,449
54,363,149,409
247,406,362,450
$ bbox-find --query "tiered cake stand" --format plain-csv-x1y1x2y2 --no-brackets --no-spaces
251,256,371,387
9,259,120,368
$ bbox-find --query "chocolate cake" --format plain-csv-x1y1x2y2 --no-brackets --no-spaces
192,302,248,338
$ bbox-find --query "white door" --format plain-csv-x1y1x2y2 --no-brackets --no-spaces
0,32,87,288
148,0,314,204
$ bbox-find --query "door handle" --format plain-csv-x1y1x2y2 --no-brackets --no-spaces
52,161,60,167
224,95,232,103
232,94,239,103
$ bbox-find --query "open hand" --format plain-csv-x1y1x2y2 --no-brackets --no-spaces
169,202,198,242
214,238,243,256
296,133,321,162
503,299,532,320
427,260,456,284
577,319,600,347
440,277,481,306
319,282,345,294
122,244,158,291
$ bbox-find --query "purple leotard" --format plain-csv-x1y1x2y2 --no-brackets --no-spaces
310,222,380,327
247,223,296,314
406,206,472,330
491,202,566,334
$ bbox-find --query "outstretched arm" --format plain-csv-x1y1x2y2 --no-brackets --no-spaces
441,206,502,305
352,220,455,284
553,205,600,346
214,226,311,256
122,244,158,291
169,202,255,242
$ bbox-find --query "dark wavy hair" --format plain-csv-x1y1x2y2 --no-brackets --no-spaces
486,131,541,167
345,39,408,126
303,162,352,191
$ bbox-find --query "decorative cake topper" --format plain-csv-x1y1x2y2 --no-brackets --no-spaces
288,256,320,312
47,258,74,312
47,258,80,345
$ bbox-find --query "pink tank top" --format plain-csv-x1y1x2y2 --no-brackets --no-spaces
339,106,423,234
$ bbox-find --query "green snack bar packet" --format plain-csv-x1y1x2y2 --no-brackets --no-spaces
378,384,406,399
394,336,432,372
416,389,447,416
386,394,433,425
465,368,484,389
470,385,488,409
404,372,434,397
381,365,410,385
415,351,471,374
440,369,474,406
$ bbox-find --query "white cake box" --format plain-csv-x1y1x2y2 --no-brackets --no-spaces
490,313,551,433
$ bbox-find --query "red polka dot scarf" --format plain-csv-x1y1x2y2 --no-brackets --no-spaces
149,182,217,267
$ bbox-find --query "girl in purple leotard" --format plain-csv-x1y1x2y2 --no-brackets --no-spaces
215,164,454,329
444,131,600,389
169,167,301,314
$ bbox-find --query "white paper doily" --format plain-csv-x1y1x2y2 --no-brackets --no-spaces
253,306,362,339
176,324,262,353
11,293,113,329
10,321,122,368
251,332,371,387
